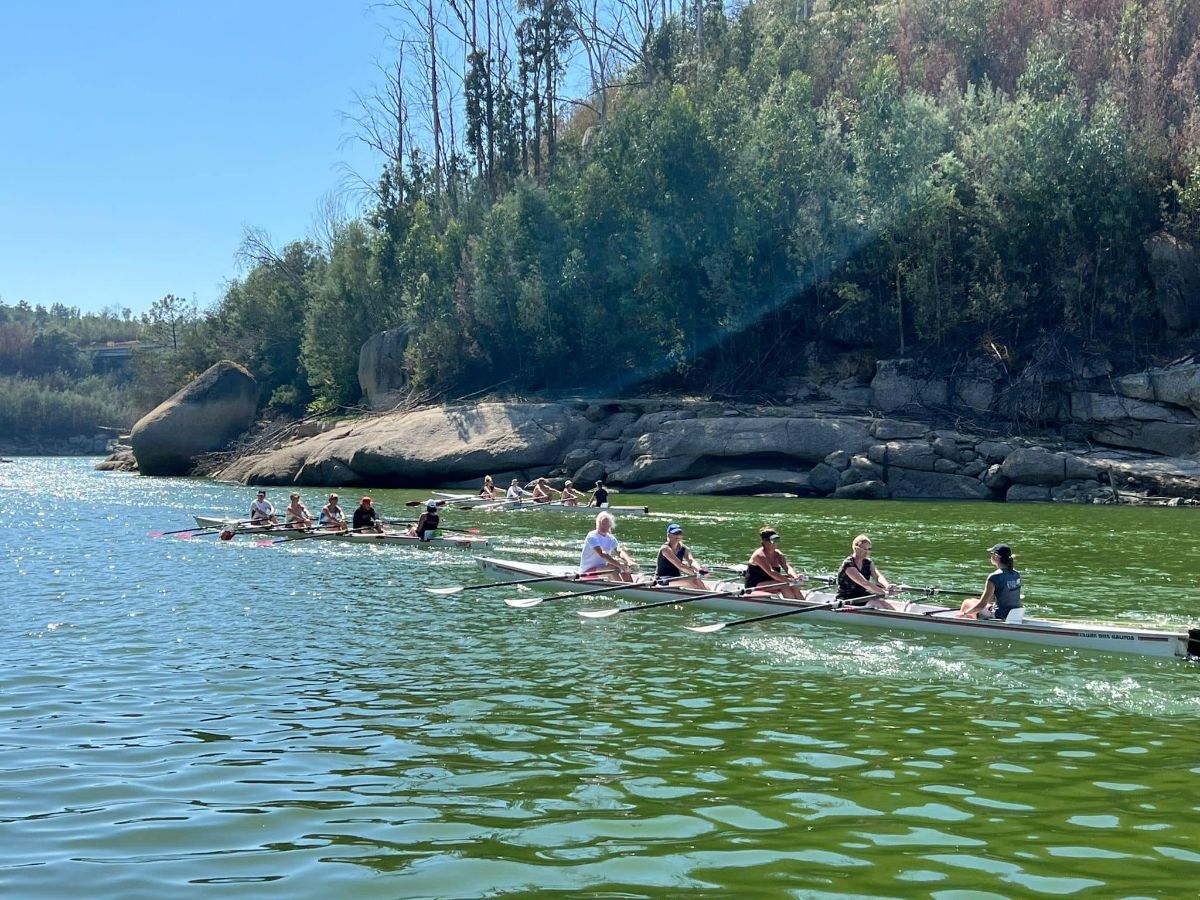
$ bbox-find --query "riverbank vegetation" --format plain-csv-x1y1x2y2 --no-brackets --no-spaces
9,0,1200,426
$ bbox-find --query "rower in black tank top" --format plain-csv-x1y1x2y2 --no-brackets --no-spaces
657,543,687,578
837,556,873,603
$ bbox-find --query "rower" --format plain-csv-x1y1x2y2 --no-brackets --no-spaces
581,511,637,582
249,490,277,525
409,500,440,541
506,478,532,501
479,475,498,500
589,480,609,508
959,543,1023,620
352,496,386,533
531,477,556,503
657,523,706,589
836,534,900,609
559,480,583,506
319,493,346,529
285,493,313,529
744,527,805,599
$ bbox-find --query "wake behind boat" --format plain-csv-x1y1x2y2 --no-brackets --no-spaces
477,557,1200,659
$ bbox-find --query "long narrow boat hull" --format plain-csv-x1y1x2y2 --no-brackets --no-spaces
477,557,1199,659
433,492,648,516
193,516,489,549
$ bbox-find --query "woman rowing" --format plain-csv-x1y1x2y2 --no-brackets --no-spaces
836,534,900,609
580,511,637,582
744,527,805,599
408,500,440,541
319,494,346,529
479,475,498,500
959,543,1023,620
285,493,313,529
657,523,705,589
559,480,583,506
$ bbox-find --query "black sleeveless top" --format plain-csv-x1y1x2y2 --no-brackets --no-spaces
836,556,873,600
593,487,609,505
744,562,782,589
656,543,687,578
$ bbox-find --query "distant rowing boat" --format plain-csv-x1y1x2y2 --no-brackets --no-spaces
477,557,1200,659
432,492,649,516
192,516,490,549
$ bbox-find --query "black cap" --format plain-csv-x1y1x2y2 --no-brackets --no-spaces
988,543,1012,557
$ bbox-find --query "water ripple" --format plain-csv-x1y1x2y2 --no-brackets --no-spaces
2,460,1199,896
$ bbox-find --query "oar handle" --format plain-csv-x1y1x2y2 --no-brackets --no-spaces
897,584,979,597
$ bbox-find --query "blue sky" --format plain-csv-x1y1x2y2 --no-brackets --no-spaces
1,1,389,315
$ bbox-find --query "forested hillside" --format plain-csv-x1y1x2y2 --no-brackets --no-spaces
17,0,1200,423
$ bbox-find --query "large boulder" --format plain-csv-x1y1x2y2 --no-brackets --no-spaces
1090,422,1200,458
999,447,1102,485
871,359,948,412
1113,363,1200,417
218,401,591,486
358,327,410,410
833,480,890,500
1145,232,1200,332
611,416,873,487
885,469,993,500
131,361,259,476
639,469,815,496
1069,392,1186,424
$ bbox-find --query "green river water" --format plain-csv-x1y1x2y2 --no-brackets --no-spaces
2,458,1199,898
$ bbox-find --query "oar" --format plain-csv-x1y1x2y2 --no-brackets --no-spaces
150,518,257,537
897,583,979,597
427,569,614,596
186,520,310,539
687,599,840,633
254,525,366,546
504,578,643,609
580,584,747,619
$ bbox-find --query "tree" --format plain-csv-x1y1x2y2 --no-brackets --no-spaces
142,294,197,352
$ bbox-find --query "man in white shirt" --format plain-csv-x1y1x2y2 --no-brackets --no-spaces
507,478,532,501
580,511,637,582
249,490,277,524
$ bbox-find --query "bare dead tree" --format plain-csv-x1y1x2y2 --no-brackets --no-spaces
341,54,411,204
310,190,350,253
236,227,309,291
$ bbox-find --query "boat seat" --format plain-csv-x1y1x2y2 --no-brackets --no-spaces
1005,608,1025,625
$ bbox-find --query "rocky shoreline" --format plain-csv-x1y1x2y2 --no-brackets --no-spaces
100,352,1200,506
180,398,1195,505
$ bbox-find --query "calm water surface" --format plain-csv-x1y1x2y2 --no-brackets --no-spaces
2,458,1199,897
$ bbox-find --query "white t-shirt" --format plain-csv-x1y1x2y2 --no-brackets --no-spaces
507,485,527,500
580,529,619,572
250,498,274,520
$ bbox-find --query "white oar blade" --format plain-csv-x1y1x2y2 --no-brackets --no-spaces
504,597,544,609
686,622,727,634
426,586,464,595
578,608,620,619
